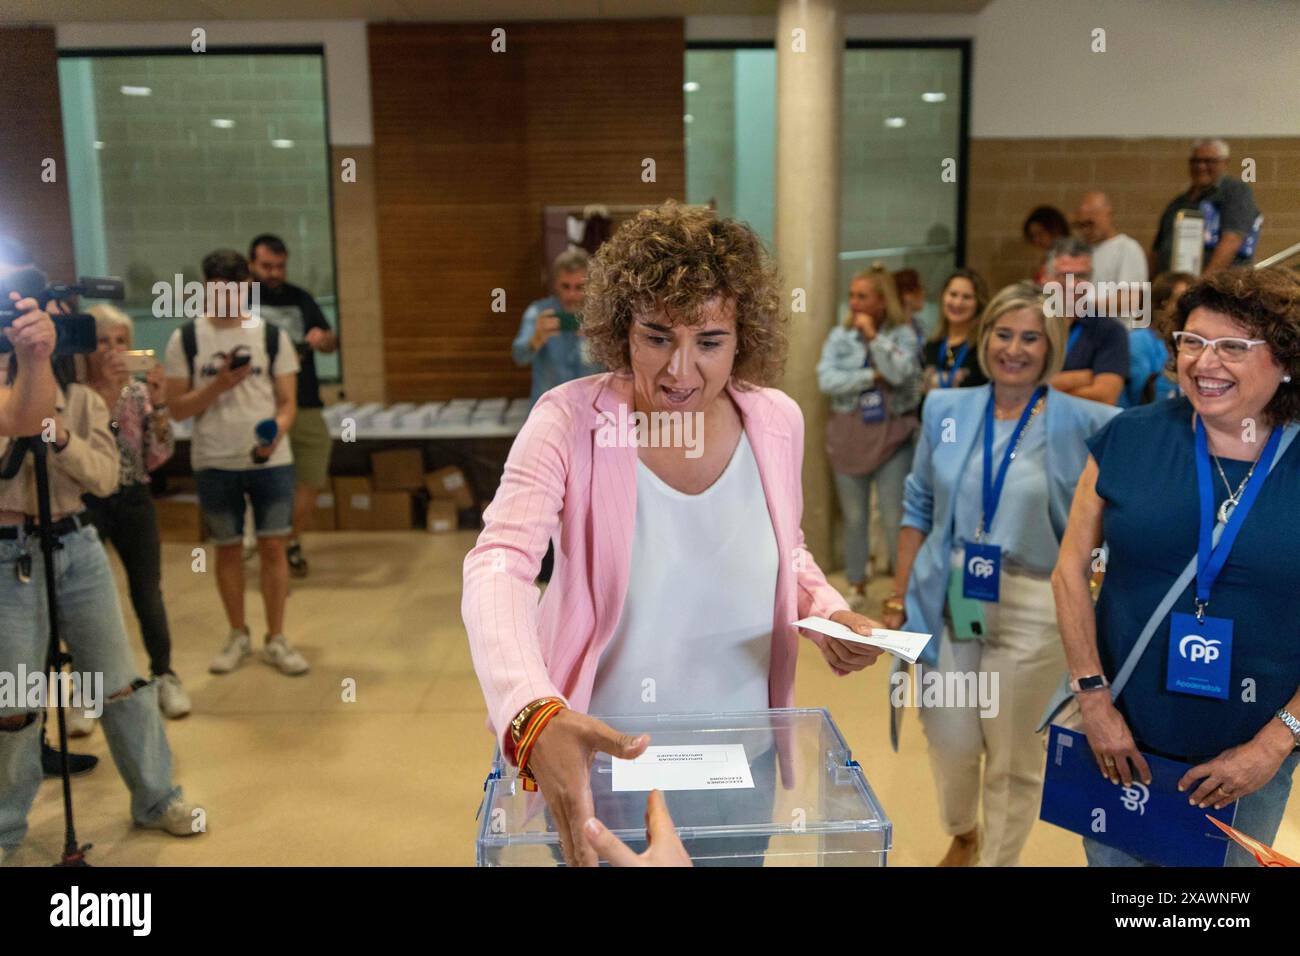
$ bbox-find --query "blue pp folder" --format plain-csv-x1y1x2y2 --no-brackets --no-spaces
1040,726,1237,867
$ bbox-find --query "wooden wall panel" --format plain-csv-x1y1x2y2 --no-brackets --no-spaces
368,20,685,401
0,27,75,283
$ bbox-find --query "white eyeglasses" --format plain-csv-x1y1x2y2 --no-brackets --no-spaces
1171,331,1267,363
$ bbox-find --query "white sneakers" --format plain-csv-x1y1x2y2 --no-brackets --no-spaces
137,798,206,837
209,628,253,674
64,707,97,738
157,673,192,718
844,586,868,612
262,634,309,676
210,627,309,676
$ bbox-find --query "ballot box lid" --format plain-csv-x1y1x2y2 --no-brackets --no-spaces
476,707,891,867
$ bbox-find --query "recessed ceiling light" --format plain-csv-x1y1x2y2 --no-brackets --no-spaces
884,116,906,129
93,141,104,150
120,85,151,96
271,139,295,148
921,92,947,103
683,81,700,93
211,118,236,129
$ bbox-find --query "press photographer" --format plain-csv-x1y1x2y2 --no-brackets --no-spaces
0,253,203,864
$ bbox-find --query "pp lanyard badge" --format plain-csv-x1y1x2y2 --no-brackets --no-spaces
962,386,1046,603
858,343,887,423
1166,420,1283,700
937,339,969,389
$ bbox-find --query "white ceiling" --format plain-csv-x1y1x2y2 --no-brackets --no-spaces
2,0,991,26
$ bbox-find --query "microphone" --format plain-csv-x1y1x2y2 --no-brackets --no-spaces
251,418,278,464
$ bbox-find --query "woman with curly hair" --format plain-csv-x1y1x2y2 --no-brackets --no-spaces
1053,266,1300,866
462,201,883,867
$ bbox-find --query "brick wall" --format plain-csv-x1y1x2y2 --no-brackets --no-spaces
966,137,1300,292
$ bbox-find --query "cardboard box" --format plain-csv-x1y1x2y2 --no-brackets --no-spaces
334,476,375,531
424,465,474,509
371,448,425,491
312,491,337,532
154,493,205,544
371,491,414,531
426,499,458,535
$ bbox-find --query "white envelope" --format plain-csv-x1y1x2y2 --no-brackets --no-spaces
793,616,933,664
610,744,754,793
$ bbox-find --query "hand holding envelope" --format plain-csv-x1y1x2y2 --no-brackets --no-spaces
794,615,933,665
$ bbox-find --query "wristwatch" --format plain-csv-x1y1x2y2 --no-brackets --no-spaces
1069,674,1110,694
1275,709,1300,748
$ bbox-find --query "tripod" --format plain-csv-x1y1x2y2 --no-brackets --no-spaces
1,433,91,866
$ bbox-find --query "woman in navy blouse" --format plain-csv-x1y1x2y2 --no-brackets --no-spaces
1054,267,1300,866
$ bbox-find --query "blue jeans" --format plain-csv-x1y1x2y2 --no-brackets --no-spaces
833,437,914,585
0,523,180,851
196,464,295,545
1083,752,1300,867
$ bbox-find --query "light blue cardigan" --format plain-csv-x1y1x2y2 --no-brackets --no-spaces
899,384,1120,669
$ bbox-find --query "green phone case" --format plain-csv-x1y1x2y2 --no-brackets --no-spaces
946,566,987,641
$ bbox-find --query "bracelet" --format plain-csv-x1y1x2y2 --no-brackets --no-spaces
882,597,905,614
515,700,565,791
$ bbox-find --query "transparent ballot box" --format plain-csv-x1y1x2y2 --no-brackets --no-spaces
475,707,891,867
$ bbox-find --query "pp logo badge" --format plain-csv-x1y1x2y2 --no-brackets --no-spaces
966,555,995,579
1120,781,1149,816
1179,633,1222,664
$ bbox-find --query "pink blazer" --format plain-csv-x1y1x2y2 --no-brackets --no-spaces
462,372,850,753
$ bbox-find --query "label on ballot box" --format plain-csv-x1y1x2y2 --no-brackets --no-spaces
1039,726,1236,867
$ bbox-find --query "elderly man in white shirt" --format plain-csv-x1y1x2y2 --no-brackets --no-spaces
1074,191,1148,322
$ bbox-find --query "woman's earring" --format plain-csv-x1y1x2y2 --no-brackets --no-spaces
1285,375,1294,384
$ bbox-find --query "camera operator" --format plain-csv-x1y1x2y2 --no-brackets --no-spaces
0,339,202,863
0,239,58,436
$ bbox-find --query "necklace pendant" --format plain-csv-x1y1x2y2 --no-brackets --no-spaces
1218,499,1235,524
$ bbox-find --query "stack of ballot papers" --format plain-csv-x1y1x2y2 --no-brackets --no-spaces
792,616,932,664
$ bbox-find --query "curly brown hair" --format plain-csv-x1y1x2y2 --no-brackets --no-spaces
581,201,787,388
1168,267,1300,423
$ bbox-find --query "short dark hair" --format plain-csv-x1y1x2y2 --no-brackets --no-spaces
1168,267,1300,424
1022,205,1070,243
202,249,250,283
249,234,287,260
892,268,922,299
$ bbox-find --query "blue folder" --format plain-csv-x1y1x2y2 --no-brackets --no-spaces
1040,726,1237,867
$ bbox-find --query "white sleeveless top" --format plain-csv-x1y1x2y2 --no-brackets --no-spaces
588,431,779,717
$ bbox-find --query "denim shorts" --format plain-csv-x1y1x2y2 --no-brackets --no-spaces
195,465,295,545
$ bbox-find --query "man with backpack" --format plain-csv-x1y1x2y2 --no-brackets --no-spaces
164,249,309,676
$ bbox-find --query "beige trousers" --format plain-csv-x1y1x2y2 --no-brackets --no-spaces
916,567,1064,867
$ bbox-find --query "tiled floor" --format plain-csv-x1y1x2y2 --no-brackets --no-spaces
11,529,1299,866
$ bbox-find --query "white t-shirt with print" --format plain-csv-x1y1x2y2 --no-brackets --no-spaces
164,315,299,472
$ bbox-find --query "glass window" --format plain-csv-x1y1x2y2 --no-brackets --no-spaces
685,43,967,338
57,50,340,382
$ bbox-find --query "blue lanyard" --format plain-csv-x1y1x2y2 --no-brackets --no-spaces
937,339,969,388
1192,417,1283,616
981,386,1047,534
1066,323,1083,357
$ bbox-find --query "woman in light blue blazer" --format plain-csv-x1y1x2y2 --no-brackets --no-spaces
882,282,1118,867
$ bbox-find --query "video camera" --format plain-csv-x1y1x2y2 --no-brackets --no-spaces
0,267,125,355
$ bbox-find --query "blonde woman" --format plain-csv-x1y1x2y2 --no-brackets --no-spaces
817,264,924,606
884,282,1118,866
82,304,189,720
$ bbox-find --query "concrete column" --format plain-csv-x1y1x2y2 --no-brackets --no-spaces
775,0,842,566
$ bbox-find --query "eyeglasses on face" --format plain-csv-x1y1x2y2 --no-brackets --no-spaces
1172,330,1267,362
1188,157,1223,166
